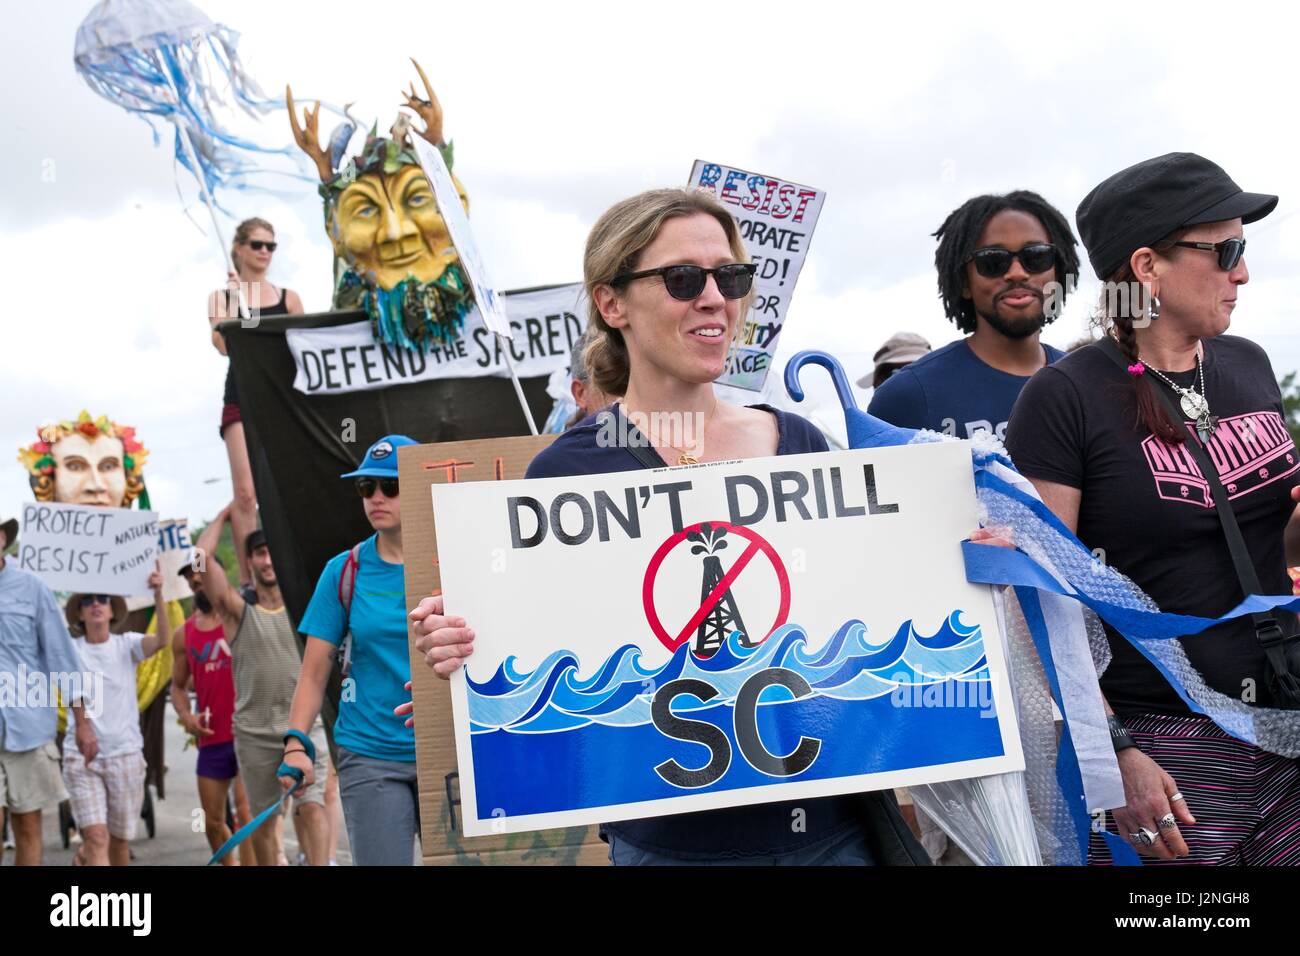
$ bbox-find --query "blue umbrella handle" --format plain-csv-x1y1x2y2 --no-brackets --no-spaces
784,350,861,414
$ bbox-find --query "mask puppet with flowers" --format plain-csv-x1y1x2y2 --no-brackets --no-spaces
288,59,472,349
18,411,150,509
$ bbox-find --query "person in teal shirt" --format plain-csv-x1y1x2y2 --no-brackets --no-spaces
283,434,419,865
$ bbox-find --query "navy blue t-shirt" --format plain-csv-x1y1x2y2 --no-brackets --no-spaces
526,403,864,859
868,339,1065,441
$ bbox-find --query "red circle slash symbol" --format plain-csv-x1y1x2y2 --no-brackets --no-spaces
642,521,790,655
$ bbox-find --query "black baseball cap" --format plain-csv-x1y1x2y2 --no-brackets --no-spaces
1076,152,1277,280
244,528,268,558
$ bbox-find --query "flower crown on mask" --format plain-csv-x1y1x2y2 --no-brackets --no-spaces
18,411,150,504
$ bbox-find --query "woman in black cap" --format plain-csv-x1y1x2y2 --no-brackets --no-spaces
1007,153,1300,864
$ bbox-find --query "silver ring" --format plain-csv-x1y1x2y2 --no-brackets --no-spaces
1127,831,1145,846
1169,791,1185,803
1138,827,1158,846
1157,813,1177,831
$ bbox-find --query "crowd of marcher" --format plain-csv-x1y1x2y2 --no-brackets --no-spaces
3,150,1299,866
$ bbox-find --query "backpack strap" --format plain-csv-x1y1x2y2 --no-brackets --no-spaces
334,543,363,678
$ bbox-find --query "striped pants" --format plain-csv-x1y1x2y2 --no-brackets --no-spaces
1088,712,1300,866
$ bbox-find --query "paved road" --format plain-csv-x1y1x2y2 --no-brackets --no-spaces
4,714,355,866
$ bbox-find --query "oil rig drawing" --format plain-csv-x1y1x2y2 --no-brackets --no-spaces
689,524,755,658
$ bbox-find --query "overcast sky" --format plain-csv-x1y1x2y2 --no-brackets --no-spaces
3,0,1298,529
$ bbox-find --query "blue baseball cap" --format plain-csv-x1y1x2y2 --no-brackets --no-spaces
340,434,418,479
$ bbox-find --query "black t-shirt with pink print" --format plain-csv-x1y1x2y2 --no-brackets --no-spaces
1006,335,1300,716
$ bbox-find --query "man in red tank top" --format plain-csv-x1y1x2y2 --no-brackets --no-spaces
169,558,254,865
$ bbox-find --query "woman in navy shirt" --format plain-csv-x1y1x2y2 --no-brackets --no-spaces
411,187,928,865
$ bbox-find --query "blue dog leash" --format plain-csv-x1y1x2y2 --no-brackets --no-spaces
207,729,315,866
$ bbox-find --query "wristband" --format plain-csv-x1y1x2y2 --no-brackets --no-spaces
1107,714,1137,753
282,728,316,763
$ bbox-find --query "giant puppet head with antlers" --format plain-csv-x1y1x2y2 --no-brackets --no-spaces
288,60,472,348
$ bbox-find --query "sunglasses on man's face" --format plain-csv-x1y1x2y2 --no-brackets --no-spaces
79,594,111,608
965,243,1058,279
1173,237,1245,271
246,240,278,252
610,263,757,301
356,477,399,499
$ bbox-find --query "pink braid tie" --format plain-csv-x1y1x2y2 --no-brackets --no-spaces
1127,362,1145,376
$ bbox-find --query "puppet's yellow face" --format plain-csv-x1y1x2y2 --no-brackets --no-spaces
51,433,128,507
329,164,469,289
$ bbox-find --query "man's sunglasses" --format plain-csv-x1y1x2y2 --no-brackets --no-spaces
246,240,278,252
965,243,1058,279
610,263,757,301
1173,237,1245,271
79,594,111,608
356,477,399,499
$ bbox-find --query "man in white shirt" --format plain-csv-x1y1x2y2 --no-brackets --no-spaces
62,564,169,866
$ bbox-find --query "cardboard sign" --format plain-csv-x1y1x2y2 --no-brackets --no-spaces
398,436,609,864
688,160,824,392
431,440,1023,836
411,138,513,339
18,501,158,597
285,284,586,395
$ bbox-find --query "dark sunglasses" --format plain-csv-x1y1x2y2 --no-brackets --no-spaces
965,243,1058,279
610,263,757,301
79,594,111,608
1172,237,1245,271
246,240,278,252
356,476,399,499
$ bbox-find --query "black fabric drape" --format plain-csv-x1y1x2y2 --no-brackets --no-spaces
221,310,552,754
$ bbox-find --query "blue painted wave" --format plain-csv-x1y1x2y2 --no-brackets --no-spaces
466,611,990,734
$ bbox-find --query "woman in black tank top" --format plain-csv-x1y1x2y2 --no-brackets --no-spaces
206,217,304,588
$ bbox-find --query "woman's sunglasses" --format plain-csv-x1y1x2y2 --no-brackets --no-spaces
356,477,399,499
1173,237,1245,271
610,263,757,301
79,594,111,608
965,243,1058,279
246,240,278,252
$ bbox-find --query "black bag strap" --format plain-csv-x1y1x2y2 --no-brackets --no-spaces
612,404,670,470
1097,338,1300,704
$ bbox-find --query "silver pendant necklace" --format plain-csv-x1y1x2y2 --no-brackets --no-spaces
1144,348,1217,442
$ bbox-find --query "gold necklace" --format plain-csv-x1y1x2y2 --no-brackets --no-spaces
625,399,718,465
665,399,718,465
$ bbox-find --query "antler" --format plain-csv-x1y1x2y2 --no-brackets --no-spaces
286,85,333,181
404,58,445,147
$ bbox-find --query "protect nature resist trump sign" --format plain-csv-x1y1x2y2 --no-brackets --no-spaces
432,440,1024,836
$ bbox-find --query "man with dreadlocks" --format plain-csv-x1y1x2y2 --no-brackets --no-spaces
868,191,1080,441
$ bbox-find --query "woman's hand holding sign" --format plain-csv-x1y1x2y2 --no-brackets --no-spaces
410,593,475,679
394,594,475,728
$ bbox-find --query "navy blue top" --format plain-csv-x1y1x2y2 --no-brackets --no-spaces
868,339,1065,441
526,403,863,859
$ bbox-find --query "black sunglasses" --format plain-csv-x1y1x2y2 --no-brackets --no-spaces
610,263,757,301
356,477,399,499
1172,237,1245,271
965,243,1058,279
79,594,111,608
246,240,278,252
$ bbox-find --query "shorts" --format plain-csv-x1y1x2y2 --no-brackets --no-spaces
63,749,146,841
219,402,242,438
0,741,67,814
196,740,239,780
235,727,327,815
